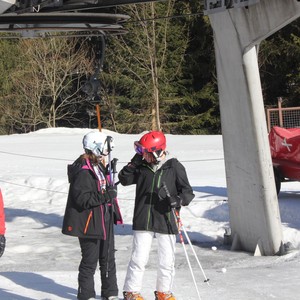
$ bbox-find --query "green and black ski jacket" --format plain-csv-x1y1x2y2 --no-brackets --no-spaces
118,157,195,235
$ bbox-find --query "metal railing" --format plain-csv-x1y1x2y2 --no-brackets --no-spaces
266,97,300,132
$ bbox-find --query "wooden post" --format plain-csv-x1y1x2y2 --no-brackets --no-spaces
96,104,106,165
278,97,283,128
96,104,102,132
267,109,271,132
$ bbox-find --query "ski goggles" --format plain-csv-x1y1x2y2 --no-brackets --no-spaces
134,141,144,155
95,137,114,157
134,141,164,158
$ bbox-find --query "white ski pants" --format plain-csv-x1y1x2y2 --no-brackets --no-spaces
123,230,176,293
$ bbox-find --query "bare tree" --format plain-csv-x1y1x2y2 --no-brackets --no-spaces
7,37,94,129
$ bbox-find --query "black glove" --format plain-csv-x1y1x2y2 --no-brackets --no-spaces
111,158,118,174
105,185,117,203
168,195,182,209
130,153,143,167
105,158,118,175
0,235,6,258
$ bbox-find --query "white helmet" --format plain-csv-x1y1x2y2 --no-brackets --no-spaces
82,131,114,156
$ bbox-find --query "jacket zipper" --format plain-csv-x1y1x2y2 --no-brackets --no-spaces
146,169,164,230
157,170,171,222
157,170,163,188
84,211,93,234
84,158,107,238
101,205,106,240
157,169,172,223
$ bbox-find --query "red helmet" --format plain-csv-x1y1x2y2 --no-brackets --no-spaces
134,131,166,154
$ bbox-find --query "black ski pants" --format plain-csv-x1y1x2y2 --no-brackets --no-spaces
77,214,118,300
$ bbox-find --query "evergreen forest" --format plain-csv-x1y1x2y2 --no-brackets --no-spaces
0,1,299,135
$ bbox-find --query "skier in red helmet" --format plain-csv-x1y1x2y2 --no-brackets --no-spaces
119,131,195,300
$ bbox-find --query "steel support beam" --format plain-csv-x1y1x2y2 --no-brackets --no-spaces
208,0,300,255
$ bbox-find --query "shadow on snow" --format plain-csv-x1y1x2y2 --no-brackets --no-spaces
0,272,77,299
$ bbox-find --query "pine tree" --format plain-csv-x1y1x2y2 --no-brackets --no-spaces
100,0,190,133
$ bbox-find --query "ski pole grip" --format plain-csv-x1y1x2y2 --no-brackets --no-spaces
107,136,113,152
112,158,118,174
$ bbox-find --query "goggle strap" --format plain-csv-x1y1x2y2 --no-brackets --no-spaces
152,150,164,158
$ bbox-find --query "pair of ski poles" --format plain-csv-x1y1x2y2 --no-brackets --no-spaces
162,182,210,300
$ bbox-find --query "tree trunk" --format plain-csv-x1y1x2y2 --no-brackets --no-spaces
150,2,161,131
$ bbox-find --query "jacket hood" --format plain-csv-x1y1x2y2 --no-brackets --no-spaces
67,157,85,183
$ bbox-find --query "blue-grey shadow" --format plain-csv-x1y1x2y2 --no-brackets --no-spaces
115,223,217,248
201,203,230,223
175,231,218,246
114,224,133,235
0,287,33,300
279,189,300,197
278,195,300,230
0,272,77,299
5,208,63,229
192,185,229,224
192,186,227,198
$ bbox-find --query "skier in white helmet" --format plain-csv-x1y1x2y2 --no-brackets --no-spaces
62,131,122,300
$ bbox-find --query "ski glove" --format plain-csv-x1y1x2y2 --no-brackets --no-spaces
130,153,143,167
168,195,182,209
0,235,5,258
105,185,117,203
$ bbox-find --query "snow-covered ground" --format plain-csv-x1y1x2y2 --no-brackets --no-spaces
0,128,299,300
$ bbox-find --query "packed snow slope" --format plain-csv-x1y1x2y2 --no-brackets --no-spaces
0,128,300,300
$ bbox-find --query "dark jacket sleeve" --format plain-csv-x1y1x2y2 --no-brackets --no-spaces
118,163,139,186
174,160,195,206
71,170,105,210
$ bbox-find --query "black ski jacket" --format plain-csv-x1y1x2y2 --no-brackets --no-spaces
62,157,111,240
118,157,195,235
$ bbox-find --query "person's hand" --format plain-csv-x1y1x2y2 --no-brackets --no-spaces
0,235,6,258
130,153,143,167
168,195,182,209
105,185,117,202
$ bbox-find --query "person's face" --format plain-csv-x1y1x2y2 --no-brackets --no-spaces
143,152,156,164
143,151,166,164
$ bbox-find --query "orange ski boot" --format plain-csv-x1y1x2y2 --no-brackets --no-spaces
154,291,176,300
123,291,144,300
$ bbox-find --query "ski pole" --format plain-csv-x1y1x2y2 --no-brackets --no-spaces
112,158,118,185
107,136,113,185
173,208,210,285
105,136,115,278
162,183,202,299
162,182,210,284
171,208,202,300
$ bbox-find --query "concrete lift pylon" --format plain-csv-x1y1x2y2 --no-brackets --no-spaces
205,0,300,255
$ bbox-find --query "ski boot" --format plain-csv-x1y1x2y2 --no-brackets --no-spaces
154,291,176,300
123,291,144,300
